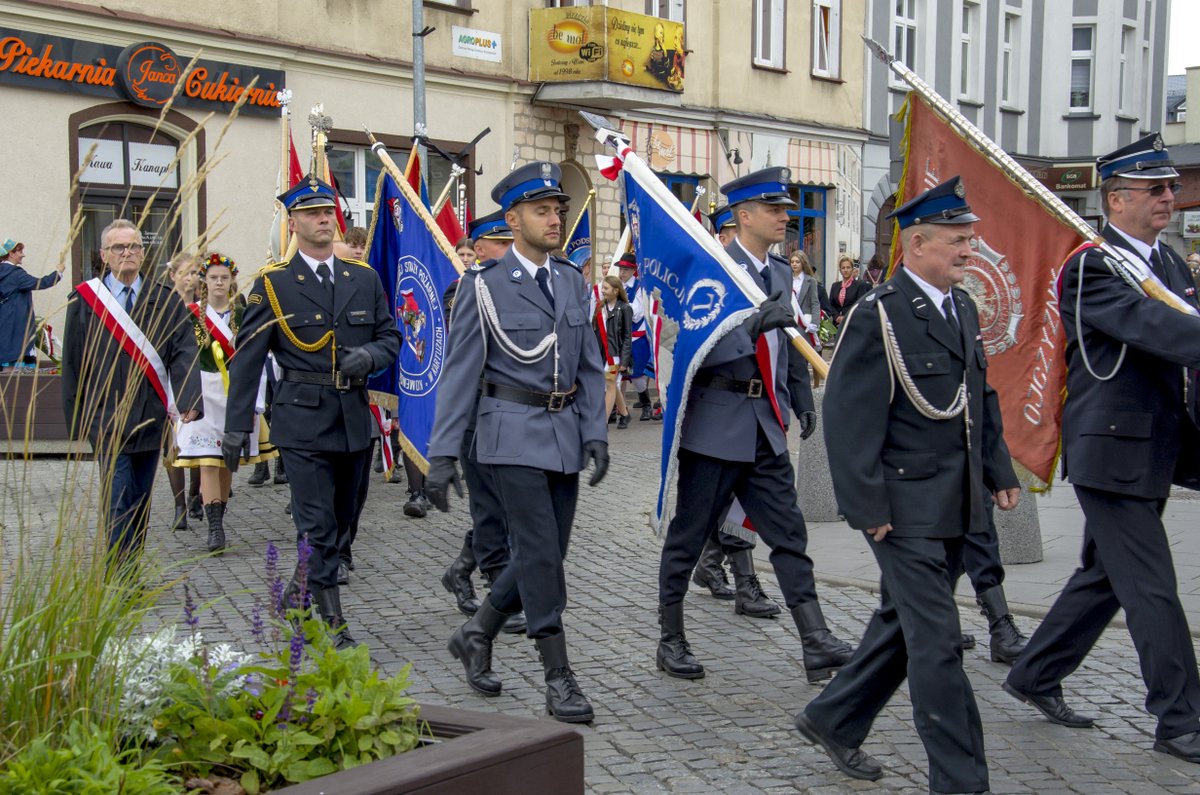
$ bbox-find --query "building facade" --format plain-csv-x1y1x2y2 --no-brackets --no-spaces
2,0,868,334
861,0,1171,262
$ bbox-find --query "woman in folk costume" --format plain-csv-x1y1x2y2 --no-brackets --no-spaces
174,252,276,552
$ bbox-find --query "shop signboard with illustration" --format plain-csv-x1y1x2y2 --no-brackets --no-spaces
1182,211,1200,239
529,7,684,92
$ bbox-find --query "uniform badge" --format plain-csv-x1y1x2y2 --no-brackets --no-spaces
954,181,966,198
1153,135,1164,151
1187,287,1196,297
315,314,322,320
342,270,350,277
780,167,791,182
511,267,523,280
248,293,262,304
297,274,305,281
541,162,553,186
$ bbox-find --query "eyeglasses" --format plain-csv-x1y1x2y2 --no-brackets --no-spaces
1119,182,1182,197
104,243,145,255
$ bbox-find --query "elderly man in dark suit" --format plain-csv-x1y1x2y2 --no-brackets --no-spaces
1005,133,1200,765
223,175,401,649
795,177,1020,795
62,219,202,567
654,166,854,686
424,162,608,724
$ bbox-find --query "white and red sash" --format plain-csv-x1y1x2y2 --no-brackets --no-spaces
76,278,178,419
591,285,617,368
188,303,235,359
369,405,395,473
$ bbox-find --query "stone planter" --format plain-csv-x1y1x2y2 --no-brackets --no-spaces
271,705,584,795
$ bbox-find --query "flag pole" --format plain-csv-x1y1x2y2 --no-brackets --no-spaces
275,89,292,258
863,36,1194,316
363,126,464,273
564,188,596,250
688,185,706,216
431,164,465,217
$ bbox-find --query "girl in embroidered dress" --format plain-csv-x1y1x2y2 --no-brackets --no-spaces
174,253,276,552
163,253,202,529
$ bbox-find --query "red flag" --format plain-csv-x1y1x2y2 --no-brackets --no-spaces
895,94,1082,487
287,135,304,187
403,148,466,243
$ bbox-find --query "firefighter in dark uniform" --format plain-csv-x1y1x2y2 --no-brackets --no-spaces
223,175,401,649
438,210,526,634
1006,133,1200,765
425,162,608,724
654,167,854,686
795,177,1020,794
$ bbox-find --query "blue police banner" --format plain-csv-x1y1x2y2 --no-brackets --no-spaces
565,207,592,268
618,159,758,531
365,171,460,469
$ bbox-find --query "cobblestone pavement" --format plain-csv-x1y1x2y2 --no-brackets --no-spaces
5,421,1200,794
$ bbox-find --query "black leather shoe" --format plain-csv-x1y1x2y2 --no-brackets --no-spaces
794,712,884,781
171,502,188,531
639,404,652,421
1154,731,1200,764
1002,682,1095,728
247,461,269,486
447,600,506,696
728,549,781,618
691,539,735,600
961,632,976,650
536,633,594,724
272,458,288,485
790,602,854,684
337,560,350,586
656,602,705,679
404,492,428,518
617,414,630,429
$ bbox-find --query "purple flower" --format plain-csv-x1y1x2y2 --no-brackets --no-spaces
288,626,305,676
250,599,264,644
305,687,319,712
183,583,199,629
266,543,285,622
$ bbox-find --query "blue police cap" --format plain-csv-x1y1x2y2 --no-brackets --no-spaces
1096,132,1179,181
468,210,512,241
277,174,337,213
708,204,734,231
491,161,569,211
887,176,980,230
721,167,797,208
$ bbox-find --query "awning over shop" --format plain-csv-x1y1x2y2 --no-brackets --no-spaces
788,139,837,186
619,120,714,176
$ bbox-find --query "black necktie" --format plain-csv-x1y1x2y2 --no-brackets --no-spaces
122,286,134,313
316,262,334,302
535,267,554,310
942,295,961,339
759,264,772,294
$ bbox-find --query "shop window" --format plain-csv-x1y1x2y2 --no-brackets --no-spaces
753,0,786,70
785,185,827,280
657,173,700,209
812,0,840,79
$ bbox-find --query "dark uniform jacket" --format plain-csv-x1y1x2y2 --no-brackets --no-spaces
225,254,401,453
61,279,202,453
823,267,1017,537
679,240,814,463
427,248,606,473
1060,223,1200,498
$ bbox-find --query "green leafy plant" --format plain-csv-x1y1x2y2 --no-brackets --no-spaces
0,719,177,795
152,606,424,795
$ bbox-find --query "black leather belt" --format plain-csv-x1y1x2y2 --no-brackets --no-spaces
282,369,366,391
482,381,577,411
692,373,765,398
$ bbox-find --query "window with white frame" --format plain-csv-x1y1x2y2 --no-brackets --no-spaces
645,0,684,21
959,1,979,100
546,0,589,7
812,0,841,79
1119,25,1135,115
1142,1,1154,125
891,0,918,89
1001,11,1021,107
1069,25,1094,112
753,0,786,70
328,144,456,230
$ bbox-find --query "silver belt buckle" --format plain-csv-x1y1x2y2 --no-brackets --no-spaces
334,371,351,391
747,379,763,398
547,391,567,412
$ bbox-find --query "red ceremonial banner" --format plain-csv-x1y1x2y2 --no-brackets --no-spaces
895,94,1082,487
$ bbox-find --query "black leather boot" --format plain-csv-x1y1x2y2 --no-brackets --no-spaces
441,539,481,616
482,569,527,634
447,599,507,695
247,460,269,486
728,549,781,618
791,602,855,684
188,493,204,521
656,602,705,679
977,585,1027,665
691,538,735,600
172,499,188,531
536,633,594,723
639,403,653,421
273,456,288,485
204,501,227,553
312,586,358,650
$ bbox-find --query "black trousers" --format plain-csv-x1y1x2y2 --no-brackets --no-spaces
340,440,376,564
659,428,817,607
485,465,578,639
460,427,511,575
1008,485,1200,740
279,445,368,590
960,504,1004,593
804,535,988,795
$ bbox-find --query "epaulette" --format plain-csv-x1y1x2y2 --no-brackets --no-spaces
341,257,373,269
257,261,287,278
860,280,898,304
552,253,582,272
470,258,499,272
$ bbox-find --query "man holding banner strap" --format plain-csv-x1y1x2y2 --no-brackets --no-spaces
426,162,608,724
655,166,853,686
223,175,401,650
1005,134,1200,765
62,218,202,569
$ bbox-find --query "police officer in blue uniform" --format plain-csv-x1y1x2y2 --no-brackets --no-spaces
655,166,854,686
795,177,1020,793
425,162,608,724
438,210,526,635
1006,134,1200,765
223,175,401,649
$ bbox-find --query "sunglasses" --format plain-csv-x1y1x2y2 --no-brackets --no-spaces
1118,182,1182,197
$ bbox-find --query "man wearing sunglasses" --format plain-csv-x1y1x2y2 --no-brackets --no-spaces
1005,133,1200,765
